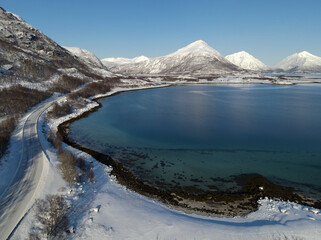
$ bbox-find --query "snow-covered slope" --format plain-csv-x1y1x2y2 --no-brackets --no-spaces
0,7,111,85
64,46,105,69
107,40,241,76
274,51,321,73
226,51,267,71
63,46,113,77
0,7,89,82
101,56,149,68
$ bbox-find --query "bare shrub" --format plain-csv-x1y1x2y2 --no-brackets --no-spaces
77,158,94,183
51,75,85,93
47,102,72,119
67,78,120,99
0,85,51,157
57,150,94,185
27,230,41,240
21,59,57,81
49,128,94,185
89,169,95,183
0,117,16,156
58,151,78,187
80,70,104,81
77,158,88,172
76,81,111,98
48,129,63,153
66,91,80,101
0,85,51,118
35,194,69,237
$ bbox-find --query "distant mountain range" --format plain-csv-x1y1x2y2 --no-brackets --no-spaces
102,42,321,75
1,5,321,81
101,56,149,69
103,40,241,76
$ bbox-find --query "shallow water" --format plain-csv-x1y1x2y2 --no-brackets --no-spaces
69,84,321,197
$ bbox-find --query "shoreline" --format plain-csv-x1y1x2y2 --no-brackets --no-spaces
58,82,321,217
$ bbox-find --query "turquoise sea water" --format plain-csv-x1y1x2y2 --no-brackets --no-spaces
69,85,321,197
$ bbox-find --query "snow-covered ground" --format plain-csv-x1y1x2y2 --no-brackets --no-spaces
70,162,321,240
4,83,319,240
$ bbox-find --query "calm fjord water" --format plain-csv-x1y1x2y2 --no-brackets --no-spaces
69,85,321,196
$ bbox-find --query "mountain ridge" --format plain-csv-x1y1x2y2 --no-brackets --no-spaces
105,40,241,76
101,55,149,69
0,7,110,86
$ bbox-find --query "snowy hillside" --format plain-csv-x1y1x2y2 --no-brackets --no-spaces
106,40,241,76
226,51,267,71
0,7,111,87
274,51,321,73
64,46,105,69
101,56,149,68
63,46,113,77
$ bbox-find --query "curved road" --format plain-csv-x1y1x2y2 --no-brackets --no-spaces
0,100,54,240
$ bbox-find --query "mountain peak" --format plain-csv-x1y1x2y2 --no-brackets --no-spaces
172,40,222,58
275,51,321,72
297,51,313,57
133,56,149,62
225,51,267,71
189,40,208,46
0,7,24,22
181,40,210,50
238,50,250,55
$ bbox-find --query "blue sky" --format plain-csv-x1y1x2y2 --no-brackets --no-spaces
1,0,321,65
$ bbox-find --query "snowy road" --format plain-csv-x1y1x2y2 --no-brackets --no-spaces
0,100,54,240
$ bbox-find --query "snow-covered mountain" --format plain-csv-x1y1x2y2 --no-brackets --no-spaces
0,7,111,85
101,56,149,68
106,40,241,76
274,51,321,73
225,51,267,71
63,46,113,77
64,46,105,69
